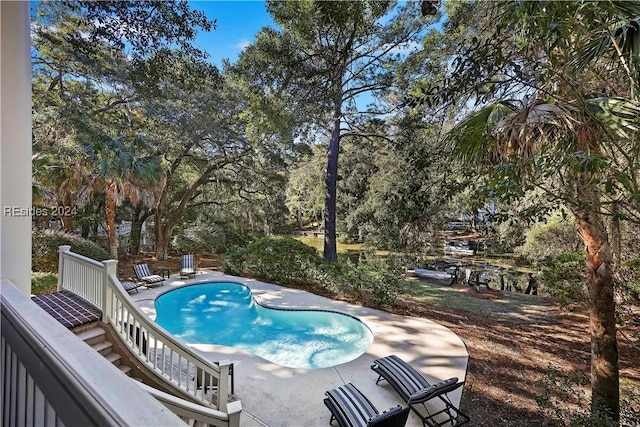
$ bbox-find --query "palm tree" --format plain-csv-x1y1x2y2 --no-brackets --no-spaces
448,95,639,425
441,1,640,422
77,138,159,259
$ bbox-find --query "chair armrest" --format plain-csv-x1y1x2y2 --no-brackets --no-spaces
408,377,462,404
367,406,409,427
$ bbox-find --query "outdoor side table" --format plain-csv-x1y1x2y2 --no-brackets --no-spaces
153,268,170,279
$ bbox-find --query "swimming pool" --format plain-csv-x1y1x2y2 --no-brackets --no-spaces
154,282,374,369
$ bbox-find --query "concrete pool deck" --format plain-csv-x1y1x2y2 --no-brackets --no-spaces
130,270,469,427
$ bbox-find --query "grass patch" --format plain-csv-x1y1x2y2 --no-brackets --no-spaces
400,278,554,321
401,280,498,316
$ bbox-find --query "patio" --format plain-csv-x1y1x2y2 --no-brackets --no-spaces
131,270,469,427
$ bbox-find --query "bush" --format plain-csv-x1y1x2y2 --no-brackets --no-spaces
223,237,402,308
538,251,587,306
31,272,58,295
32,228,110,272
224,237,322,283
516,213,580,264
487,219,528,254
314,258,403,307
223,246,247,276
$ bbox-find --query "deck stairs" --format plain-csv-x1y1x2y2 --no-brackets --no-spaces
73,323,241,426
75,325,135,378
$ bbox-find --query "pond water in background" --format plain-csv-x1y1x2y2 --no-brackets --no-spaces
154,282,373,369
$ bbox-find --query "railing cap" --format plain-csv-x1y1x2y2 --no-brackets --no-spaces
227,400,242,414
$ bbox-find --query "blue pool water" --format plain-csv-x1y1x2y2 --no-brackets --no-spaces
154,282,374,369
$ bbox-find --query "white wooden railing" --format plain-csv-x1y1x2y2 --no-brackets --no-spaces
56,246,241,425
57,245,105,309
1,279,184,427
138,382,242,427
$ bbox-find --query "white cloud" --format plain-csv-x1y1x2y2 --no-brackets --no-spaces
236,39,250,51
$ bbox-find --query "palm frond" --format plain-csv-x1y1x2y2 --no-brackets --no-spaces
495,102,581,158
124,183,155,208
76,183,95,208
446,101,517,164
587,96,640,139
572,17,640,72
33,186,57,207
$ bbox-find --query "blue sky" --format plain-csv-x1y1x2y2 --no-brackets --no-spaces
189,1,275,66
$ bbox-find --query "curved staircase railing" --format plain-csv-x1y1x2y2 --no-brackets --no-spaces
1,278,184,427
57,245,240,425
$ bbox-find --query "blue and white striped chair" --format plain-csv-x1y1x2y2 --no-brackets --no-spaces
324,383,409,427
180,253,196,279
133,263,164,287
371,355,469,427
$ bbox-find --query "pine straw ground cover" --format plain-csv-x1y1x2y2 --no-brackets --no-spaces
117,253,639,426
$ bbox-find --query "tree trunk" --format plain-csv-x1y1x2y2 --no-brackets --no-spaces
297,208,303,230
154,226,174,261
153,147,238,260
323,115,341,262
105,184,118,259
574,184,619,423
154,167,171,260
60,193,74,232
81,221,90,239
129,205,152,255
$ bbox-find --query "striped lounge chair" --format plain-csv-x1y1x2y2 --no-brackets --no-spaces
119,280,141,293
324,383,409,427
180,253,196,279
133,263,164,287
371,355,469,427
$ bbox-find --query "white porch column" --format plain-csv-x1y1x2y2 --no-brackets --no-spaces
1,1,32,295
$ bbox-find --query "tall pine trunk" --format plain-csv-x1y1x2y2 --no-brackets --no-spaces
574,176,619,423
323,111,341,262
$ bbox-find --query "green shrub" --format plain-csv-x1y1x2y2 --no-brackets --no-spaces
516,213,581,264
32,228,110,272
312,260,403,307
224,237,321,283
223,237,402,308
31,272,58,295
367,269,403,307
538,251,587,306
487,219,528,254
223,246,248,276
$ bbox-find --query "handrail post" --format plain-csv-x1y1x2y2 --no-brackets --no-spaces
226,401,242,427
216,360,231,412
57,245,71,292
102,260,118,323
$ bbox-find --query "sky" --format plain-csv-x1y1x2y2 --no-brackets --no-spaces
188,1,275,67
